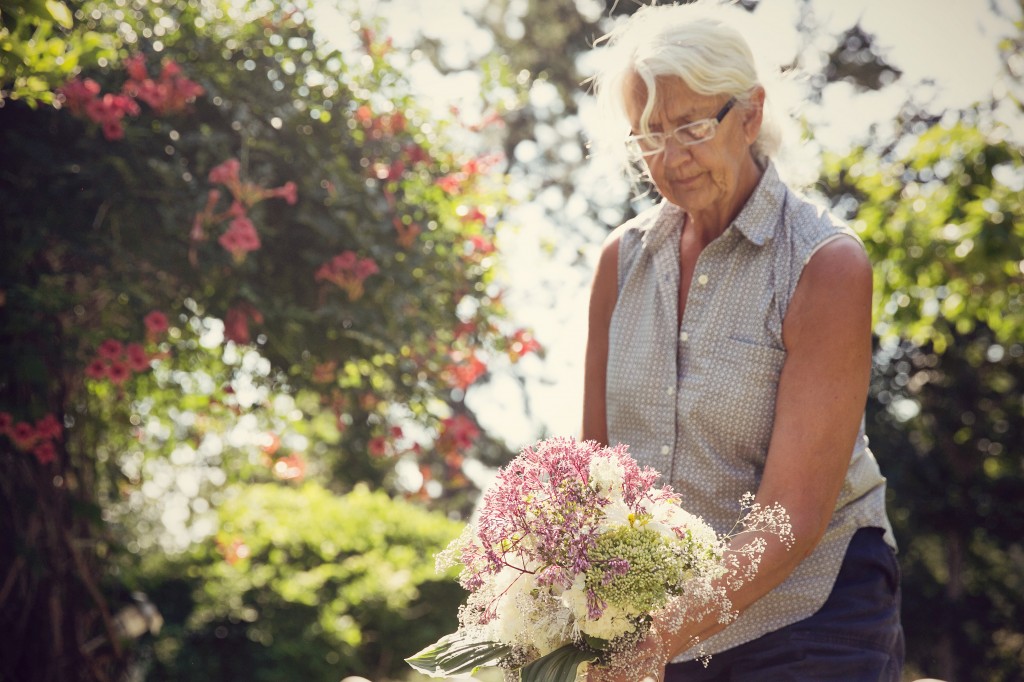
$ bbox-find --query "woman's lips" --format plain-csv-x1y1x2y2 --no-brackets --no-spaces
673,173,703,189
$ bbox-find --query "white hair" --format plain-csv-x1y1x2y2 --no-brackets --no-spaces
590,1,798,184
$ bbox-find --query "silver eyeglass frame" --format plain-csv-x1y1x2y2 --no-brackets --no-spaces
625,98,737,159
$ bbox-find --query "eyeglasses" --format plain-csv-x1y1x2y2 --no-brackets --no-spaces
625,98,737,159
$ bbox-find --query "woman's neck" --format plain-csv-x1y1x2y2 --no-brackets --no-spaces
686,154,765,245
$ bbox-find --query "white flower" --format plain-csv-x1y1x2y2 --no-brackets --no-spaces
589,455,625,498
578,602,635,640
643,498,718,547
560,575,589,622
598,497,633,531
485,567,534,645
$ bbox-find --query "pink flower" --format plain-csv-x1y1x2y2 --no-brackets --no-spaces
57,78,101,115
466,235,495,256
125,343,150,372
144,310,169,336
208,158,241,186
98,338,124,360
84,93,140,140
315,251,379,301
368,436,390,458
35,414,63,441
217,216,261,261
0,412,12,436
443,352,487,390
440,415,480,451
32,441,58,465
436,173,463,194
107,361,131,385
508,328,542,361
269,181,297,205
102,121,125,140
10,422,38,451
85,358,108,380
124,54,149,82
455,437,662,594
224,304,263,345
124,57,203,115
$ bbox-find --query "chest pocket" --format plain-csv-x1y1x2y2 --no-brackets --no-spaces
692,336,785,462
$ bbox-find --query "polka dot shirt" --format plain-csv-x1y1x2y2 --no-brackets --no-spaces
606,162,895,660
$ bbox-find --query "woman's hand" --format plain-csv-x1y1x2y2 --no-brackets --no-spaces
586,627,668,682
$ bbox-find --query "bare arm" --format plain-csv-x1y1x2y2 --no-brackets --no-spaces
599,236,874,678
581,230,622,445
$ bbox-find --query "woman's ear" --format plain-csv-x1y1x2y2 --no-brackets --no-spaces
743,86,765,144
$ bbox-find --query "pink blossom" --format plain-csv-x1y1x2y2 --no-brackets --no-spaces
144,310,169,336
227,200,247,218
440,414,480,451
443,352,487,390
32,441,58,465
224,304,263,345
368,436,389,458
98,338,124,360
268,181,298,205
34,414,63,441
125,343,150,372
123,57,203,115
84,93,140,140
436,173,463,194
508,328,542,361
9,422,38,451
208,158,241,186
217,216,261,260
124,54,148,82
85,358,108,380
107,360,131,385
57,78,101,115
457,437,663,593
315,251,379,301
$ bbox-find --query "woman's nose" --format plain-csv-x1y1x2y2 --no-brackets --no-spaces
661,138,694,166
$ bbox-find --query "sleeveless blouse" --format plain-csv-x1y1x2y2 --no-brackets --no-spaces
606,162,895,660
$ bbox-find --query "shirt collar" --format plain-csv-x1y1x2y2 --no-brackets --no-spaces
641,160,786,252
731,161,785,246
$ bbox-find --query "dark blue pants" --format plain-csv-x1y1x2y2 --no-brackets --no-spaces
665,527,904,681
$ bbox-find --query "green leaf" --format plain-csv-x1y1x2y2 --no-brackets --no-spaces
405,630,511,678
519,644,598,682
44,0,72,29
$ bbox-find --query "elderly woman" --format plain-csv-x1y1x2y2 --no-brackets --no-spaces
582,3,903,681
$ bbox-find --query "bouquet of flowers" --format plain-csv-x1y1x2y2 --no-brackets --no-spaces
406,437,792,681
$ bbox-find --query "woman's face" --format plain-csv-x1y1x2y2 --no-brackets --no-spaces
624,74,760,217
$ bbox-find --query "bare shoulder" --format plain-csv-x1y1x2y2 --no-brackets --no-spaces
593,224,628,285
800,235,872,301
784,235,872,346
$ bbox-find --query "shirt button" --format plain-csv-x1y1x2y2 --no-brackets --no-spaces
697,274,709,285
679,331,689,342
667,385,675,396
660,445,671,455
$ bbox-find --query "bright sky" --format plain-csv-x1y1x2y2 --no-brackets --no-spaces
317,0,1022,450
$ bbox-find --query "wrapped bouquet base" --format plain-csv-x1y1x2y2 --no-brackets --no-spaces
407,437,792,681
